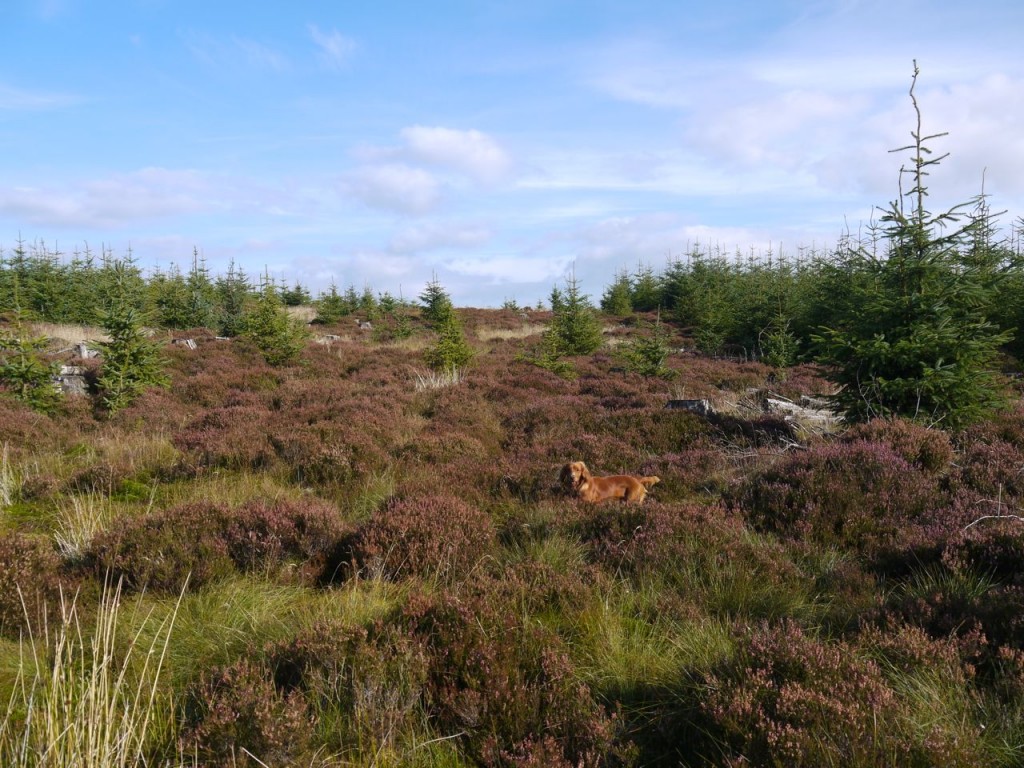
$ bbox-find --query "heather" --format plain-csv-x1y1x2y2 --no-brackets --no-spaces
2,301,1024,766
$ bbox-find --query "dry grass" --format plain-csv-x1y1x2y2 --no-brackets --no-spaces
412,367,464,391
286,306,317,324
29,322,110,349
474,323,546,342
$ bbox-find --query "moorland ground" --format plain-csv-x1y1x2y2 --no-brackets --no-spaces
3,307,1024,767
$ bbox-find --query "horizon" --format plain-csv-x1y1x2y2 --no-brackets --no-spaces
3,0,1023,307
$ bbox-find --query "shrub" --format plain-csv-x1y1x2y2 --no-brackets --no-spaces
268,619,429,754
86,498,348,593
701,621,911,767
182,658,312,767
397,591,618,767
348,494,496,582
0,532,68,638
734,438,951,566
843,417,954,474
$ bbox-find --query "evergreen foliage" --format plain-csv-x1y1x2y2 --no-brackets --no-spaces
424,297,473,372
419,275,452,326
313,282,352,325
814,63,1011,428
240,277,309,366
214,260,253,337
600,270,633,315
547,273,603,356
0,310,62,413
94,260,168,414
620,314,678,379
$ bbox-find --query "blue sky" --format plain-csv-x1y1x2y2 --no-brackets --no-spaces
2,1,1023,307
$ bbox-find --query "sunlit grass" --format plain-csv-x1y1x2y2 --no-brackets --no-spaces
412,366,463,391
0,580,183,768
52,492,119,562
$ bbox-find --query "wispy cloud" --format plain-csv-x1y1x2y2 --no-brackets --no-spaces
185,31,290,72
0,168,237,229
308,24,357,70
388,220,492,254
0,82,79,111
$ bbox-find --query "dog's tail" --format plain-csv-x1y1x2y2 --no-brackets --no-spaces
640,476,660,488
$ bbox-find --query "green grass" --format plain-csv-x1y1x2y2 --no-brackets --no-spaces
0,580,183,768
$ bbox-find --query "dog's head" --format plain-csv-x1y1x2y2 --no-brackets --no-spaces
559,461,589,491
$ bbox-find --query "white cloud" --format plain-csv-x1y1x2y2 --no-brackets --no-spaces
345,164,441,215
308,25,357,70
0,168,213,228
445,254,570,283
399,126,512,183
388,221,492,253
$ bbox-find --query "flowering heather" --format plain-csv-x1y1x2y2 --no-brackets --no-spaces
397,590,619,767
735,438,952,565
702,620,913,767
86,497,348,593
182,658,312,767
0,531,73,638
347,493,496,582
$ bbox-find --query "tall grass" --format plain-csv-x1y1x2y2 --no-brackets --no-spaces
0,443,15,511
0,580,183,768
52,493,118,562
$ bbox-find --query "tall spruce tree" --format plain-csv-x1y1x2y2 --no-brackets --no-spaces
814,63,1010,429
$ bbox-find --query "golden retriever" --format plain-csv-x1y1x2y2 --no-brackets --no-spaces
559,461,660,504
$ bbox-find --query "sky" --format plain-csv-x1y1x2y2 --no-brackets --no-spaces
2,0,1023,308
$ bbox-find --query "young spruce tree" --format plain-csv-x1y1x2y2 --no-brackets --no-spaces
814,62,1010,429
95,260,168,414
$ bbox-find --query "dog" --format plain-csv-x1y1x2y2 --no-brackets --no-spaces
559,461,660,504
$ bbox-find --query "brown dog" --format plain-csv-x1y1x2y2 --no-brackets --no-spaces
560,461,660,504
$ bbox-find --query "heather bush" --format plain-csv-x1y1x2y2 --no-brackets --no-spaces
397,591,619,767
182,657,312,767
268,618,429,756
701,620,914,767
843,417,954,474
86,497,348,593
172,394,277,471
735,438,951,565
0,532,69,638
347,494,496,582
571,502,820,621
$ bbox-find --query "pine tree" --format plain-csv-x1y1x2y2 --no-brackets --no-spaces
95,260,168,413
550,273,603,356
215,260,252,337
620,313,678,379
314,282,350,325
0,305,62,413
814,62,1010,429
185,249,218,330
424,300,473,372
419,275,452,326
600,270,633,315
241,276,309,366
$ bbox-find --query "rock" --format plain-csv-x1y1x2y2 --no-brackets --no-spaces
665,398,716,417
55,365,88,396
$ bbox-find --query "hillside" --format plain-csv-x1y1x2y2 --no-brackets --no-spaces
1,309,1024,767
